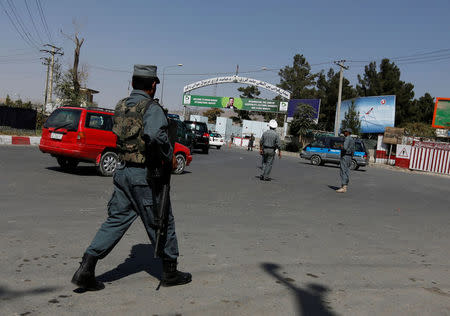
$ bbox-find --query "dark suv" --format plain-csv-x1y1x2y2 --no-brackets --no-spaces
184,121,210,154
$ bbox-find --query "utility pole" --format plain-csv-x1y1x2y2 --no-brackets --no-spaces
41,57,51,106
333,60,349,136
40,44,63,105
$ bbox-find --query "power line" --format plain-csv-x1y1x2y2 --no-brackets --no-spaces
35,0,52,43
90,62,333,76
0,0,37,50
390,48,450,61
347,48,450,65
5,0,41,49
24,0,44,44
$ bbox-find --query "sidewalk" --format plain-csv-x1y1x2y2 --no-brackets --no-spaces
0,135,41,145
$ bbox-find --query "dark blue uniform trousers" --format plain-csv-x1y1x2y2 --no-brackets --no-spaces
86,166,179,260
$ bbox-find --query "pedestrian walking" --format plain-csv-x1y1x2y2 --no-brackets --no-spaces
336,128,355,193
259,120,281,181
247,133,255,151
71,65,191,291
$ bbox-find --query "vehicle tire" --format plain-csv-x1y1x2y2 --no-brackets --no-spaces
57,157,79,171
98,151,118,176
173,153,186,175
310,155,322,166
202,146,209,154
216,146,221,150
350,160,358,170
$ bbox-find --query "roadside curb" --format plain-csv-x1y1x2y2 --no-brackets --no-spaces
0,135,41,146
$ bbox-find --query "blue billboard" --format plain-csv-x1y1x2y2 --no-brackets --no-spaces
287,99,321,123
338,95,396,133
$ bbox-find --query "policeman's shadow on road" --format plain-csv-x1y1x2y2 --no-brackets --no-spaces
96,244,162,284
260,263,336,316
0,284,60,300
327,185,341,191
46,166,100,176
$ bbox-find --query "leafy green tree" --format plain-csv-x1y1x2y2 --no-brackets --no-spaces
409,93,434,124
237,85,260,98
356,59,414,126
55,70,84,106
403,122,436,137
15,99,23,108
204,108,224,123
235,85,261,121
5,95,13,106
278,54,317,99
340,101,361,135
316,68,356,131
289,103,317,145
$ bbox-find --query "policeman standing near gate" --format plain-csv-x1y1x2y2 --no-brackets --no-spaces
71,65,191,290
336,128,355,193
259,119,281,181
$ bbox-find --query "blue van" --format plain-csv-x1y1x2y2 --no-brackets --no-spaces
300,136,369,170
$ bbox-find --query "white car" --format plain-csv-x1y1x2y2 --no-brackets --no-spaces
209,132,224,149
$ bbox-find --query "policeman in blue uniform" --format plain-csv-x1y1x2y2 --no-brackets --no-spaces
71,65,191,290
259,120,281,181
336,128,355,193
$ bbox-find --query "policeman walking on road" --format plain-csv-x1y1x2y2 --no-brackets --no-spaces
259,120,281,181
336,128,355,193
71,65,191,290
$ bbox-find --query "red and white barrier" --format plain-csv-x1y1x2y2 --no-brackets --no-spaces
232,137,249,147
395,144,412,168
0,135,41,145
376,135,395,165
409,141,450,175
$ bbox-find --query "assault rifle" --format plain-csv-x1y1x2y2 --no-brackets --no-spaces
147,117,177,258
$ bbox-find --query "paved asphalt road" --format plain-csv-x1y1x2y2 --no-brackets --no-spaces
1,146,449,316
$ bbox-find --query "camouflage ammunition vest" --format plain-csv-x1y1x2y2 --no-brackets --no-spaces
112,98,152,163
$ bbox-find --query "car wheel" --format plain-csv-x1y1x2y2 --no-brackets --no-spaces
173,153,186,175
350,160,358,170
217,146,221,149
310,155,322,166
202,146,209,154
57,157,79,171
98,151,118,176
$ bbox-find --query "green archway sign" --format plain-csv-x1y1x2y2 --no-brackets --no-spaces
182,75,290,113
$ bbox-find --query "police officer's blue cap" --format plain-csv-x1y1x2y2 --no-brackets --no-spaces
343,128,352,133
133,65,160,83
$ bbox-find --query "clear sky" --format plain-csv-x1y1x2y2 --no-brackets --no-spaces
1,0,449,110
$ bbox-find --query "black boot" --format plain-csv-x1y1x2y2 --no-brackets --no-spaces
71,253,104,290
161,259,192,287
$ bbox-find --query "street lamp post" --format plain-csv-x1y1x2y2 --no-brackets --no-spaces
160,64,183,106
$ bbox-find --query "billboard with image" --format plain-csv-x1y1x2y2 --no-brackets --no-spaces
338,95,396,133
432,97,450,129
183,94,288,113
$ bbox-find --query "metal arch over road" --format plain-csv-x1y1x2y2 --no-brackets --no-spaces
183,75,291,100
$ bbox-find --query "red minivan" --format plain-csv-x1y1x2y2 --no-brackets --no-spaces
40,106,192,176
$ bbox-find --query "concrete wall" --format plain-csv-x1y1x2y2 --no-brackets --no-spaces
216,117,233,140
242,120,270,138
189,115,208,123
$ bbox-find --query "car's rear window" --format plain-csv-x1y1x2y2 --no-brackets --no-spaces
355,142,365,152
44,108,81,131
85,112,113,131
185,122,207,132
